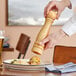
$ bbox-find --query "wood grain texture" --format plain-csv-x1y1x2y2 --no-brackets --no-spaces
32,10,57,55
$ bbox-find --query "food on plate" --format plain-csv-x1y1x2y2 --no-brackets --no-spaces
29,56,40,65
10,56,40,65
11,59,29,65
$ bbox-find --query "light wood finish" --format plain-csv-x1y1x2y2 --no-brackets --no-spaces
0,39,3,53
0,39,4,65
32,9,57,55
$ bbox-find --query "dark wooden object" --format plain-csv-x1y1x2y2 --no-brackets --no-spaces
3,48,14,51
53,45,76,65
16,33,30,59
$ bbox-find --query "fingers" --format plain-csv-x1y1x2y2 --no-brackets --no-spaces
47,2,55,14
39,36,56,50
56,10,62,19
44,39,57,50
44,6,48,17
40,36,50,45
44,41,54,50
44,1,56,17
44,0,65,19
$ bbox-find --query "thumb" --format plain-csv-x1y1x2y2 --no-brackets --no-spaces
47,2,55,14
57,10,62,19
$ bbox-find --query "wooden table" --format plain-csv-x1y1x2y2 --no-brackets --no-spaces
1,70,76,76
0,67,76,76
0,47,76,76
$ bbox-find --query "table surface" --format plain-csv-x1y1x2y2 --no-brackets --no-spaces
0,68,76,76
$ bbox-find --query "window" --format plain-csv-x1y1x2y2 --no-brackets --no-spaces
7,0,74,26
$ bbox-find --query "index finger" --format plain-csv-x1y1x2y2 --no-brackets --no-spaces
47,2,56,15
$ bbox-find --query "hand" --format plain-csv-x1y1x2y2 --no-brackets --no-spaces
40,30,67,50
44,0,71,19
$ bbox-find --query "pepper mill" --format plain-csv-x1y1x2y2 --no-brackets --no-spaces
32,7,58,55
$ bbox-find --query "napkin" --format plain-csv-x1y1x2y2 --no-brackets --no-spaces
45,62,76,73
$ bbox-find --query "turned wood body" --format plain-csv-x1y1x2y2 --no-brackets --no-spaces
32,10,57,55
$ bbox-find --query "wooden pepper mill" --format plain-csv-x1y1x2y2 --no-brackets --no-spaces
32,7,58,55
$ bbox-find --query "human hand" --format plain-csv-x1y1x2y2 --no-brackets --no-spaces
44,0,71,19
40,30,67,50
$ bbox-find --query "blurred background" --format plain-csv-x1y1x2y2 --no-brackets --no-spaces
8,0,75,26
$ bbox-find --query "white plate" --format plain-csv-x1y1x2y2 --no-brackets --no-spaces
3,59,50,71
3,59,29,65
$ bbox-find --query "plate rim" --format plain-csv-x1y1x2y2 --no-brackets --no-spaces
3,59,51,66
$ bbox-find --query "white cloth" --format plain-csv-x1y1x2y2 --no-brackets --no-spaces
45,62,76,73
62,0,76,36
